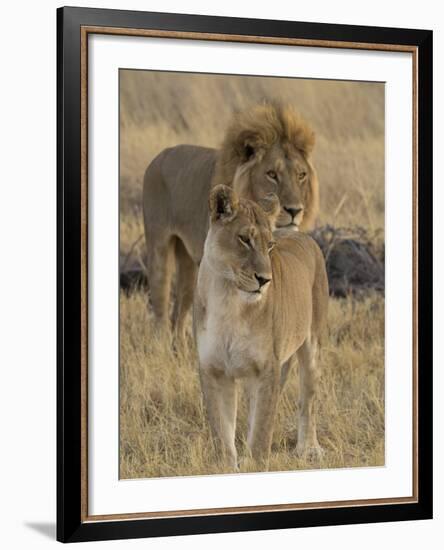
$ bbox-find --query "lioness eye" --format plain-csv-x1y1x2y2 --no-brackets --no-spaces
267,170,278,180
238,235,251,247
268,241,276,252
299,171,307,180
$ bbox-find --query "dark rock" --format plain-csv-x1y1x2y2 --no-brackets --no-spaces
120,225,385,298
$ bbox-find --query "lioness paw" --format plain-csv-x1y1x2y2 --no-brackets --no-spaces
296,442,325,461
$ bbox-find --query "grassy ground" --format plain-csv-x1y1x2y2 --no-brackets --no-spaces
119,291,384,478
119,71,385,479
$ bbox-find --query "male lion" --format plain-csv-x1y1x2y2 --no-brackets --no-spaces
194,184,328,470
143,102,319,341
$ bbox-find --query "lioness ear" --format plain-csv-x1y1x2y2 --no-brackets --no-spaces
209,185,239,223
258,193,280,230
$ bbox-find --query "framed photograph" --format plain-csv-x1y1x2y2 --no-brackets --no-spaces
57,6,433,543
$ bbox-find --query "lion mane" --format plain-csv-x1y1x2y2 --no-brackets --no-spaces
212,102,319,230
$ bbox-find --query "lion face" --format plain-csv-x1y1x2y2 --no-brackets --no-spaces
206,185,279,302
214,103,319,232
234,144,314,231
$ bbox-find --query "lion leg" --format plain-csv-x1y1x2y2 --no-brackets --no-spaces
247,367,280,469
296,335,323,458
146,235,175,336
280,353,297,391
171,238,197,347
200,367,238,470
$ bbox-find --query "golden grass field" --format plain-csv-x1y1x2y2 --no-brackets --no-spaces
119,70,385,479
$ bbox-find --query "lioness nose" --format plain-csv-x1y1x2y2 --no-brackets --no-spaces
255,274,271,288
284,206,303,220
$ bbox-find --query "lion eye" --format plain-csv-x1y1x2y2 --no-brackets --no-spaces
299,171,307,180
267,170,278,180
238,235,251,248
268,241,276,253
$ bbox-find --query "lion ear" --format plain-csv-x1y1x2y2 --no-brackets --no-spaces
238,132,265,163
244,141,255,161
209,185,239,223
258,193,280,230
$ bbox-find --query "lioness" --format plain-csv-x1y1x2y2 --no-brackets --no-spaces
143,103,319,341
193,184,328,469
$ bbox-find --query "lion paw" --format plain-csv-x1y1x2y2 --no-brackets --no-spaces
296,442,325,461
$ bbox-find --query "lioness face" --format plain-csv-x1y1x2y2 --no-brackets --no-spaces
206,185,278,303
234,144,312,231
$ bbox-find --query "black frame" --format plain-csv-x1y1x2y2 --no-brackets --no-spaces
57,6,433,543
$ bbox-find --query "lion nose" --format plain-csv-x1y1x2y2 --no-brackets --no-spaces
284,206,303,220
255,274,271,288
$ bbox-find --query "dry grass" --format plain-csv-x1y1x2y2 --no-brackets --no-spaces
120,291,384,478
119,70,385,479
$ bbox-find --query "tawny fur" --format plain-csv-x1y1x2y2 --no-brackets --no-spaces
143,102,320,342
193,185,329,470
213,102,316,186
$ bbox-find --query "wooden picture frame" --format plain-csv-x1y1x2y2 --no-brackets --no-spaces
57,6,433,543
